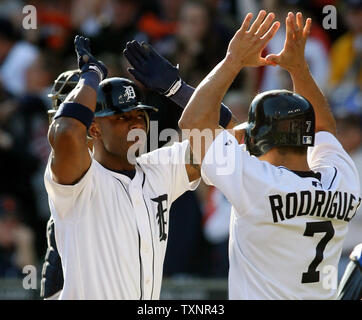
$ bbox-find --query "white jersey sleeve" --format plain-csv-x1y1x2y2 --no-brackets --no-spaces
201,129,361,300
201,130,279,216
138,139,199,204
308,131,360,195
44,158,95,221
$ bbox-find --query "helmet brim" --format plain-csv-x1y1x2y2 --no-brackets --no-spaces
95,104,158,117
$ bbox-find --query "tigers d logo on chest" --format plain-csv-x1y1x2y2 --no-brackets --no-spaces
151,194,168,241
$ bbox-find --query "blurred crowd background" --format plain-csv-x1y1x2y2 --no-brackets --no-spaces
0,0,361,295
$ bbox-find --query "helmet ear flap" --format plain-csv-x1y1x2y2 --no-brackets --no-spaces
245,133,259,156
143,110,150,134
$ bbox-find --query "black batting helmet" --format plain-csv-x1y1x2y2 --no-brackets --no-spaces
48,73,158,131
239,90,315,156
95,77,158,116
95,77,158,132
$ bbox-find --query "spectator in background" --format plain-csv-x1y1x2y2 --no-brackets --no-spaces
70,0,113,37
97,52,123,78
137,0,184,47
334,114,362,280
163,0,232,87
32,0,73,54
327,2,362,280
25,50,60,103
328,0,362,115
0,50,56,259
202,0,238,39
0,194,36,278
0,0,23,25
0,94,39,262
90,0,142,55
0,17,39,96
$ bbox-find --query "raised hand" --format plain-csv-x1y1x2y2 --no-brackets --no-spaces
265,12,312,73
74,35,108,80
226,10,280,69
123,41,180,95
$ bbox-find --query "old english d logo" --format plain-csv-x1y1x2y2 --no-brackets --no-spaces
151,194,168,241
119,85,136,103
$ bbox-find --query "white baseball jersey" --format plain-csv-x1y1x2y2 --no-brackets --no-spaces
201,131,361,300
44,140,198,300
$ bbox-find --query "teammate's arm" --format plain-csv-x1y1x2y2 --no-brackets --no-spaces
123,41,239,130
178,11,279,162
48,36,107,185
265,12,336,135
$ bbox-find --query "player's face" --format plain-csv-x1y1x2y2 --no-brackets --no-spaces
94,110,147,162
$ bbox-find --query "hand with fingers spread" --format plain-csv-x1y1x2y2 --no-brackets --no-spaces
74,35,108,80
265,12,312,73
226,10,280,69
123,40,180,95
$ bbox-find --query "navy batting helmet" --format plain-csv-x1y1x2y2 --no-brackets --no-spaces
95,77,158,133
239,90,315,156
95,77,158,116
48,73,158,130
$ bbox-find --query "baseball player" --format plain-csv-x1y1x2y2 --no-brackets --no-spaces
42,34,237,299
43,35,202,300
179,10,361,299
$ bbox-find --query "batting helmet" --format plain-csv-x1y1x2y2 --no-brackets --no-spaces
95,77,158,133
95,77,158,116
48,73,158,130
239,90,315,156
48,69,81,122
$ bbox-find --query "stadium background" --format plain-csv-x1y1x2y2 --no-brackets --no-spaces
0,0,361,299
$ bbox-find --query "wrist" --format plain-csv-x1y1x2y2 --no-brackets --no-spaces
223,54,244,75
164,78,182,97
80,70,101,91
288,61,310,78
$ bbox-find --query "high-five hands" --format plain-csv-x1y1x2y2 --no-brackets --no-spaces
225,10,280,68
265,12,312,72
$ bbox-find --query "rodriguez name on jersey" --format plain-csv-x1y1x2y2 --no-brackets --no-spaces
269,190,361,223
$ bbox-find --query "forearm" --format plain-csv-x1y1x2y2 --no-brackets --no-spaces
48,75,99,185
64,78,98,112
49,80,97,145
290,64,336,134
179,57,240,131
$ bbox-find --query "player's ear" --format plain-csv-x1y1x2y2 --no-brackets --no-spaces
88,120,101,139
232,125,246,144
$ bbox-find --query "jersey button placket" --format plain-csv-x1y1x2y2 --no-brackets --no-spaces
130,182,154,299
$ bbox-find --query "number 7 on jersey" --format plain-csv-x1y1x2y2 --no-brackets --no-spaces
301,221,335,284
